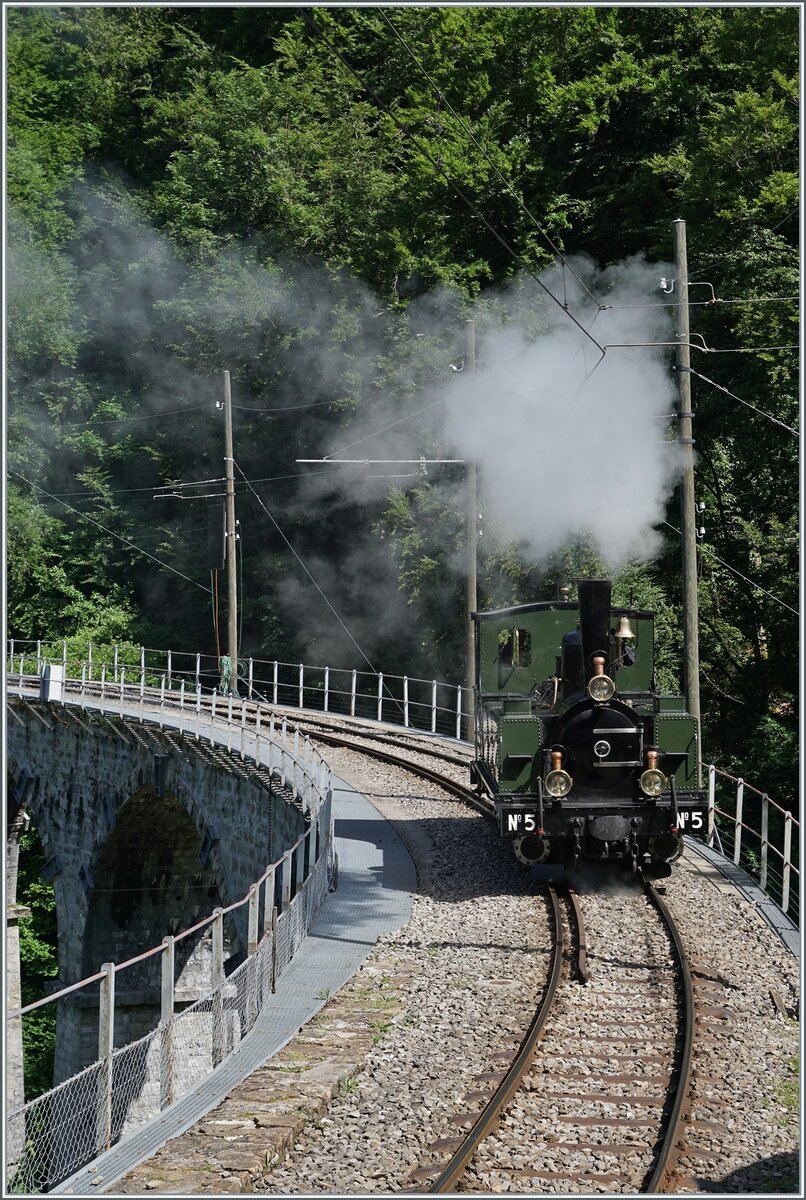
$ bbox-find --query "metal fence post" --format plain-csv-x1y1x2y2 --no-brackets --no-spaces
212,909,225,1067
196,652,201,693
456,685,463,741
760,795,770,892
62,639,68,677
431,681,437,733
782,813,793,914
298,663,304,709
733,779,744,865
98,962,115,1152
263,868,275,939
377,673,383,722
305,823,316,880
273,660,278,705
140,645,146,690
167,650,172,688
271,905,278,992
707,764,716,846
160,937,175,1110
240,699,246,760
281,853,292,912
246,884,259,1027
351,669,357,717
324,667,330,713
88,642,93,681
248,658,254,699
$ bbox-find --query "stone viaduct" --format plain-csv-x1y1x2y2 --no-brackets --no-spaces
6,695,307,1093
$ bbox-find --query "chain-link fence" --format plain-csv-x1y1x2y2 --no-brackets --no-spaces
7,850,331,1194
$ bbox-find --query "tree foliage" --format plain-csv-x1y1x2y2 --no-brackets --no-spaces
6,5,798,808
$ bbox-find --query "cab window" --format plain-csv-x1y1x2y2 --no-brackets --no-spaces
498,628,532,670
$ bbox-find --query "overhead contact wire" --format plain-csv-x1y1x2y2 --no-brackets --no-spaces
378,8,602,312
10,469,212,595
661,521,796,615
688,368,797,437
301,8,606,362
233,461,382,674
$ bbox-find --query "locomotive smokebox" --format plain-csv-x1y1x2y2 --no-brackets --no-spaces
577,578,612,669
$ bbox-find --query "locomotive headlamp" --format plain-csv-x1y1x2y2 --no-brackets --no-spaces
545,749,573,798
587,654,616,702
640,748,667,797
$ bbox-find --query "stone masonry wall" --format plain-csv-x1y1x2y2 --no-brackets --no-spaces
6,699,306,1088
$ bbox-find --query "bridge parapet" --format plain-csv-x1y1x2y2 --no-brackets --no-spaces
5,674,334,1195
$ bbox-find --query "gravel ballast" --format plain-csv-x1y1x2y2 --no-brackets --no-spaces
114,743,800,1195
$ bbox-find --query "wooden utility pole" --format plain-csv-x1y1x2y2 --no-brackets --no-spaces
464,320,478,735
672,219,701,781
223,370,239,695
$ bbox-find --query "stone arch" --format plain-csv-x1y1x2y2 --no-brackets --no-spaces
82,786,230,998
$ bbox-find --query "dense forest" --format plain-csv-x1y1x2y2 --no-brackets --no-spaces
7,4,798,813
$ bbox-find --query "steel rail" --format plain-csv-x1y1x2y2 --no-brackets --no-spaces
566,882,591,984
642,883,696,1193
299,726,495,819
425,886,565,1193
277,711,473,769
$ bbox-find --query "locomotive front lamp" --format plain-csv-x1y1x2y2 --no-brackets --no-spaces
640,748,667,797
545,749,573,798
587,654,616,702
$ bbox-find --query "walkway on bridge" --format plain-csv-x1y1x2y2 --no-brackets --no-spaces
55,776,417,1195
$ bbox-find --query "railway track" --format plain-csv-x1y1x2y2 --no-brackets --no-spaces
401,878,696,1195
15,678,700,1193
293,719,698,1195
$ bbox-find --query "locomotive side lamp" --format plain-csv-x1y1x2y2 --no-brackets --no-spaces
588,653,616,702
640,747,667,797
545,748,573,798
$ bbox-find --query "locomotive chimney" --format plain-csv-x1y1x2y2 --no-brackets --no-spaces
577,579,612,673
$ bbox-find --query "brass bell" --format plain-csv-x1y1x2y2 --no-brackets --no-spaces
614,615,636,642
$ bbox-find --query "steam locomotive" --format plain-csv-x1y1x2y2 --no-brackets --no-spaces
470,579,706,879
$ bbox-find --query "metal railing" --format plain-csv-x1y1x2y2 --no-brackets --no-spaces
5,640,473,741
6,672,334,1195
7,644,798,928
705,762,799,924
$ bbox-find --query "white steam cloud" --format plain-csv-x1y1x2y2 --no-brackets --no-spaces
443,256,684,568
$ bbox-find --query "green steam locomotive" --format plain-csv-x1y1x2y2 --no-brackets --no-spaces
470,579,706,878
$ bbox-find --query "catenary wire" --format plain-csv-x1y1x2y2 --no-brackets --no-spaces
378,8,602,311
323,395,449,459
10,469,213,595
61,404,210,428
688,368,798,437
232,400,347,412
662,520,796,616
301,8,606,362
233,461,398,695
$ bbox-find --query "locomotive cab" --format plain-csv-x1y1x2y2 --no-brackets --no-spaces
472,579,706,875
